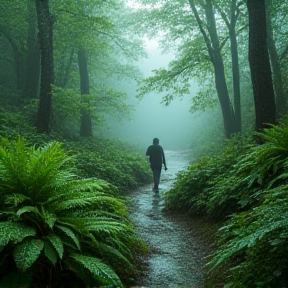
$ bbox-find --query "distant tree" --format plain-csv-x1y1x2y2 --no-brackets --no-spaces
51,0,143,136
135,0,248,138
265,0,286,116
0,1,27,93
24,0,40,99
188,0,237,137
36,0,54,133
213,0,245,133
247,0,276,132
78,48,92,137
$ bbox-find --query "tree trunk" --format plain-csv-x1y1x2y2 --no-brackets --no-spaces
1,31,25,93
190,0,236,137
24,0,40,99
266,0,285,116
78,48,92,137
247,0,276,132
36,0,54,134
229,0,241,133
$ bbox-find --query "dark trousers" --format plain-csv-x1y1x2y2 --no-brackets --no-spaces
151,165,162,188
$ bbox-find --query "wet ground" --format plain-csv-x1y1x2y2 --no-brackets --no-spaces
128,150,208,288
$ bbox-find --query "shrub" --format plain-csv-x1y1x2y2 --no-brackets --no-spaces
0,137,146,288
208,116,288,287
163,134,252,218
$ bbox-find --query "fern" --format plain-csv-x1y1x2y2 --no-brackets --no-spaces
0,137,145,287
70,254,124,288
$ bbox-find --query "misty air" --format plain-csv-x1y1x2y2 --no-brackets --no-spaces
0,1,287,288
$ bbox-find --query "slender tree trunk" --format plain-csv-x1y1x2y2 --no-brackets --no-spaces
36,0,54,133
229,0,241,133
266,0,285,116
24,0,40,99
78,48,92,137
2,31,25,93
247,0,276,132
189,0,237,137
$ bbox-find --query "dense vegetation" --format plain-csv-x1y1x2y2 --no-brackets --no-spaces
0,100,151,288
164,115,288,287
1,0,288,287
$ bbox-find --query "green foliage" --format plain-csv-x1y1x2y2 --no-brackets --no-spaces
0,106,152,192
165,116,288,286
65,137,152,192
206,116,288,287
52,85,134,131
164,134,253,218
0,137,147,288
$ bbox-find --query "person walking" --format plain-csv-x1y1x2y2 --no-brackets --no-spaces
146,138,167,192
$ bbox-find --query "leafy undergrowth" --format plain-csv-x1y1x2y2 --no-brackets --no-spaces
0,105,152,192
164,115,288,287
0,137,148,288
0,100,152,288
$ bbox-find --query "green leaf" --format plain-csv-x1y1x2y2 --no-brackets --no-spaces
13,239,44,271
44,239,58,265
46,234,64,259
55,224,81,251
0,222,36,246
70,254,123,287
16,206,40,217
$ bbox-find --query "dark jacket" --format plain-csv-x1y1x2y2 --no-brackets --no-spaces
146,144,166,167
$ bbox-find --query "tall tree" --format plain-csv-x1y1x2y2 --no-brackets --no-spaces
213,0,243,132
36,0,54,133
24,0,40,99
265,0,286,116
189,0,237,137
135,0,248,137
247,0,276,132
78,48,92,137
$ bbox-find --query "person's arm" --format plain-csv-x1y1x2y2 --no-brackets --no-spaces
162,148,167,170
146,146,151,156
146,146,150,164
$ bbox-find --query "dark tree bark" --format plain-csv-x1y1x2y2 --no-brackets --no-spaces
214,0,242,133
78,48,92,137
189,0,237,138
36,0,54,133
247,0,276,132
229,0,241,133
1,31,25,92
24,0,40,99
266,0,285,116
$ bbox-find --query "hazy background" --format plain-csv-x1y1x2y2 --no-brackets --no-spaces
103,40,204,151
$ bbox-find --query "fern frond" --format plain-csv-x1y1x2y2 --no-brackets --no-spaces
55,224,81,251
43,238,58,265
70,254,124,288
98,242,134,270
46,234,64,259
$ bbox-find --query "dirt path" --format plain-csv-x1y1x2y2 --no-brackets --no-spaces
128,150,208,288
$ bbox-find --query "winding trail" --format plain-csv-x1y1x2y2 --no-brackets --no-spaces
128,150,207,288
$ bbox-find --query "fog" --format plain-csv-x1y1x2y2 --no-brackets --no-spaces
103,40,209,151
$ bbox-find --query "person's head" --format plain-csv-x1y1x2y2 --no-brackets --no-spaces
153,138,159,144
